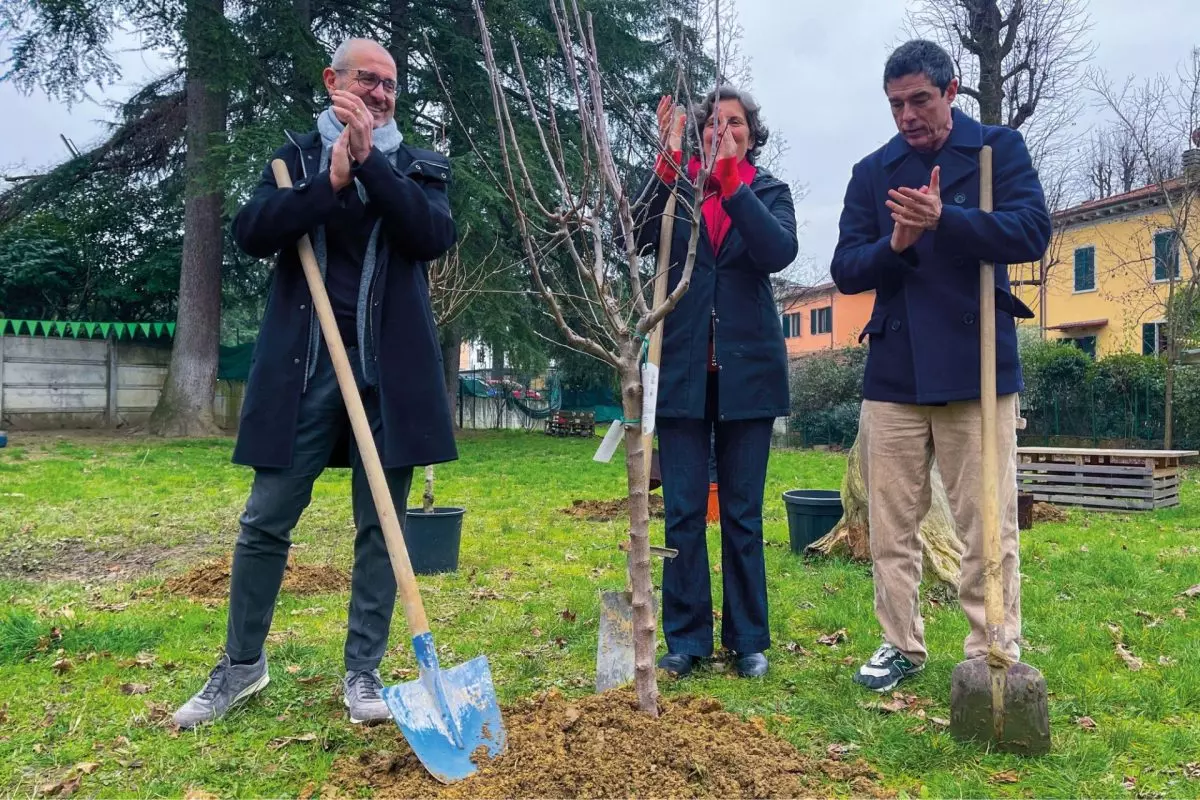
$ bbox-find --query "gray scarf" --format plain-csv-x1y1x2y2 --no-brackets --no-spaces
305,107,404,390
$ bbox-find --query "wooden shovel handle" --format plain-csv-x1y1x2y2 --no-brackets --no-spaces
643,188,678,481
978,146,1003,633
270,159,430,639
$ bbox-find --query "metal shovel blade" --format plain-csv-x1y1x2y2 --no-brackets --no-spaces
596,589,657,692
380,635,505,784
949,657,1051,756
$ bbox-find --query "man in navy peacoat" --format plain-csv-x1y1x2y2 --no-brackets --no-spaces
831,40,1050,694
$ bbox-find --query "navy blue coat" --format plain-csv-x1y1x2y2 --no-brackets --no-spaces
629,166,798,420
230,130,458,470
830,109,1050,405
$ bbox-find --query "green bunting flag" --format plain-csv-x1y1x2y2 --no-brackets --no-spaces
113,323,127,339
166,323,176,337
153,323,164,337
139,322,151,338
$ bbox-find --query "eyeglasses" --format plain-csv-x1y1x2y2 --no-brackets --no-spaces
335,69,398,97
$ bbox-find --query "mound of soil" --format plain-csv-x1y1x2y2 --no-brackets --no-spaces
1033,502,1068,523
323,689,885,799
162,555,348,601
561,495,666,522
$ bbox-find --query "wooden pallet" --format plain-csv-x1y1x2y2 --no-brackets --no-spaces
1017,447,1196,512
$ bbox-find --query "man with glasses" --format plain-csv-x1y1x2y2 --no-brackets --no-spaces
173,38,457,728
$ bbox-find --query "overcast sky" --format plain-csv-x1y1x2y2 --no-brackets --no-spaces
2,0,1199,277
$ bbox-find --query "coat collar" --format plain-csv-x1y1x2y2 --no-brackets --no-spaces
883,108,983,192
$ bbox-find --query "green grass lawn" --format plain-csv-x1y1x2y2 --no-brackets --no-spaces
1,430,1198,798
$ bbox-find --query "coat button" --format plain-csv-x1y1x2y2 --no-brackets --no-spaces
293,358,301,364
963,312,976,325
300,304,306,310
890,319,901,332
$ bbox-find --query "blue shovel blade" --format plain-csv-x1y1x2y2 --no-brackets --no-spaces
381,653,506,784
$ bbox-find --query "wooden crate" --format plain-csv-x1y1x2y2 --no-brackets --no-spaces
1017,447,1196,512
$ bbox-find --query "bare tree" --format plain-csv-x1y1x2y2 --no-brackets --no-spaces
469,0,723,714
1088,50,1200,448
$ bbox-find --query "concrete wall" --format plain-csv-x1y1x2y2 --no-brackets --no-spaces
0,335,243,431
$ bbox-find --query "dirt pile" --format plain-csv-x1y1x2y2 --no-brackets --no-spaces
162,555,348,601
323,689,884,799
561,495,666,522
1033,502,1068,523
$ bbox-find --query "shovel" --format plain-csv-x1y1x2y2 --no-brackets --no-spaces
948,145,1050,756
596,186,678,692
270,160,505,783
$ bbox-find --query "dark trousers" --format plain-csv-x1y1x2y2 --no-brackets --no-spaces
225,344,413,672
657,374,773,657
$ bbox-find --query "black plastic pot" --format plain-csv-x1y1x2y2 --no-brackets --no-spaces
402,507,465,574
781,490,843,555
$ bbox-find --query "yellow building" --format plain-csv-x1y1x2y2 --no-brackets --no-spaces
1012,177,1196,358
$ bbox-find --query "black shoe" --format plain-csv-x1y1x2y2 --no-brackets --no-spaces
657,653,698,677
734,651,768,678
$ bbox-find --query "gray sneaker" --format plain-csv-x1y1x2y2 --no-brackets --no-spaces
343,669,391,725
173,653,270,729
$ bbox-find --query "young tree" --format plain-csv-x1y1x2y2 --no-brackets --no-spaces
469,0,723,714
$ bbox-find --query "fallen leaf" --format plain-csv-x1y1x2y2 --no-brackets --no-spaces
50,627,63,642
1159,655,1176,666
113,735,131,748
53,658,73,674
120,683,150,695
286,665,301,674
469,587,502,601
990,770,1020,784
712,562,722,574
297,675,324,685
115,760,143,769
531,627,543,638
1172,607,1187,619
553,636,567,649
74,763,99,775
822,583,840,595
1122,775,1137,791
1076,715,1097,731
1080,545,1089,552
930,716,950,727
817,628,847,647
1182,584,1200,598
783,641,811,657
826,742,860,761
268,732,318,750
0,704,7,724
1115,642,1143,671
96,603,128,612
910,724,927,734
840,656,857,665
1183,762,1199,779
58,606,75,620
559,609,577,623
183,790,220,800
389,668,414,680
298,782,317,800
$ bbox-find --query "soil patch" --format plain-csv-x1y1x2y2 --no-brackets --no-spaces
0,536,217,584
323,689,885,799
162,555,349,601
1033,502,1068,523
561,495,665,522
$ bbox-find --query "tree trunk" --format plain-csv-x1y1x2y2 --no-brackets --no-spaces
423,464,435,513
441,324,462,426
972,1,1005,126
388,0,411,123
619,353,659,717
810,434,964,590
148,0,227,437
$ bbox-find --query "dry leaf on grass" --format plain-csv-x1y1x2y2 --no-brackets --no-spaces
1181,584,1200,598
1159,655,1176,666
1115,643,1143,671
297,675,324,685
286,665,300,674
817,629,847,646
182,790,219,800
268,732,318,750
783,641,811,657
930,716,950,727
1076,716,1097,731
52,658,73,674
1122,775,1137,790
120,683,150,695
1172,607,1188,619
470,587,502,601
73,763,99,775
989,770,1020,784
1183,762,1199,779
559,609,577,623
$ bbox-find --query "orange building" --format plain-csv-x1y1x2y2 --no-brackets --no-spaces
777,282,876,356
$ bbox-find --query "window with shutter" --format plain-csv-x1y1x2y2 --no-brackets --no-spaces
1073,246,1095,292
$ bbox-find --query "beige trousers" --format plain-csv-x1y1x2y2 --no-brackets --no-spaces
859,396,1021,665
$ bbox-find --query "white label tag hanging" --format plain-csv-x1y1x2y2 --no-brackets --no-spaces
640,362,659,437
593,419,624,463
